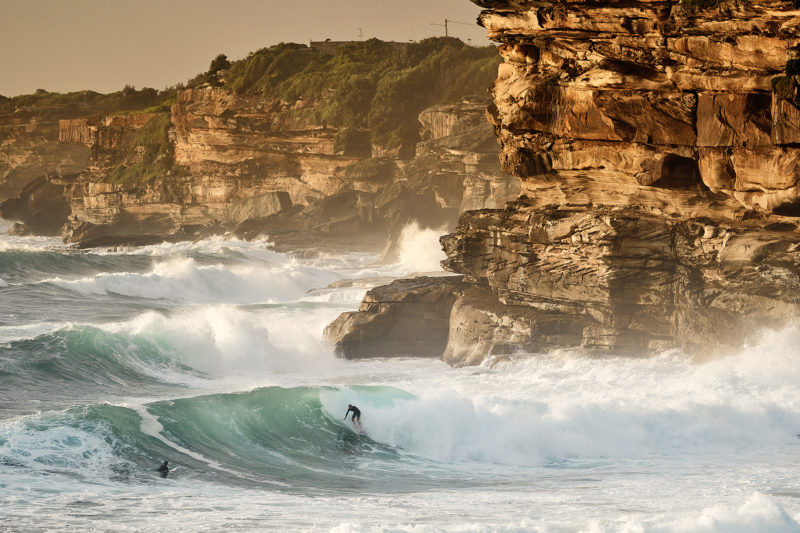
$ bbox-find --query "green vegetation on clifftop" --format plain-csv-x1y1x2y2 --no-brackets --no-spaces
109,113,174,184
3,37,500,181
0,86,175,118
222,38,501,155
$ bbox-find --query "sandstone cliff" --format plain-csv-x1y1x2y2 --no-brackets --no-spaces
326,0,800,365
1,39,509,251
1,85,516,251
325,276,464,358
440,0,800,362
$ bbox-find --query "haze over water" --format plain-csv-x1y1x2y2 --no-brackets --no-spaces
1,219,799,532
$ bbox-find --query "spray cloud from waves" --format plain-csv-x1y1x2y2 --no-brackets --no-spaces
395,222,447,273
0,303,348,401
112,304,345,378
320,327,800,466
4,230,800,531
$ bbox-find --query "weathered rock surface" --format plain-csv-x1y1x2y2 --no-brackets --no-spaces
434,0,800,364
324,276,464,358
1,89,519,251
326,0,800,366
0,110,89,233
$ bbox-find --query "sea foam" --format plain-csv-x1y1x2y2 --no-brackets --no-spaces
321,328,800,465
44,255,340,304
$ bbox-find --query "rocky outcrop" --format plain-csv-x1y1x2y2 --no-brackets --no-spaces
432,0,800,363
2,86,520,250
0,111,89,233
325,0,800,365
324,276,464,358
170,88,349,205
443,283,588,366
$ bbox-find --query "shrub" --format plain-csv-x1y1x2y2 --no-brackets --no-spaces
209,54,231,74
109,113,174,184
335,128,372,156
8,86,170,117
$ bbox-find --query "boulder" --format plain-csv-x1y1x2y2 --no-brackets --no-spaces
324,276,463,358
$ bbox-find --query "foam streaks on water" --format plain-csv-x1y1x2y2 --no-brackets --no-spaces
2,224,800,532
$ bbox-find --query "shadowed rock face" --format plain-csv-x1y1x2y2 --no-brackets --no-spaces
436,0,800,363
324,276,464,358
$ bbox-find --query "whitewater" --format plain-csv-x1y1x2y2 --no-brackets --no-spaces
1,220,799,533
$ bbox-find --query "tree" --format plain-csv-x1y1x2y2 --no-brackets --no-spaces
208,54,231,74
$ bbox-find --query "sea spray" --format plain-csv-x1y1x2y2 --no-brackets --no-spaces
396,222,447,273
110,305,344,377
320,339,800,465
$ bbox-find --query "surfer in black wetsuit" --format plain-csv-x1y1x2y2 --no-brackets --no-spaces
157,460,170,478
344,404,361,424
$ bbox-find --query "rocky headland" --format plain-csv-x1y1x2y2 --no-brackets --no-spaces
0,39,514,253
327,0,800,364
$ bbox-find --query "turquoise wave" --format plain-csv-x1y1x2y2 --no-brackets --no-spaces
0,249,150,284
0,386,434,493
0,325,199,415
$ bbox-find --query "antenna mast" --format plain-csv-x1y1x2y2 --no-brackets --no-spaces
430,18,475,38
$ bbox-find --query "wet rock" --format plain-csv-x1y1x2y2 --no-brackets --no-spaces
324,276,463,358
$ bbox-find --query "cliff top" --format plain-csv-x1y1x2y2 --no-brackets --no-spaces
2,38,501,157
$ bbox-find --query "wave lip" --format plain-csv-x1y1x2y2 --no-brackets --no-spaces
0,301,345,403
0,322,203,408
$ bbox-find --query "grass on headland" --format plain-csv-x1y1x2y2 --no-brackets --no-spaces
108,113,174,185
1,85,176,118
2,37,500,180
221,37,501,156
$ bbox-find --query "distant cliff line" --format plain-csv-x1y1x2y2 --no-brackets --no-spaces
0,37,520,252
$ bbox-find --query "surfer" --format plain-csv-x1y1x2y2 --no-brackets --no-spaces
344,404,361,424
157,460,170,478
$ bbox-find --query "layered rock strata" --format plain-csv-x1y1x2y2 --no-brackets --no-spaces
324,276,464,358
0,110,89,234
327,0,800,364
1,89,518,250
440,0,800,362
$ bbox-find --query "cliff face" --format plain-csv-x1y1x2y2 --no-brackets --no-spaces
57,89,350,246
1,87,518,249
438,0,800,362
0,111,88,234
324,276,464,358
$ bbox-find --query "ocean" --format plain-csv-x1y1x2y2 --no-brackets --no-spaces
1,220,799,533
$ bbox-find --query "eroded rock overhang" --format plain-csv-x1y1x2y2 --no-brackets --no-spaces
437,0,800,361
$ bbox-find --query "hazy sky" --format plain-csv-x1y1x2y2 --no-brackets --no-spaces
0,0,492,97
